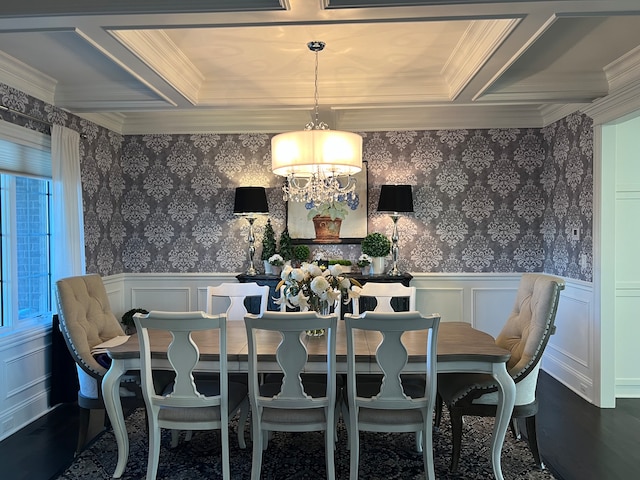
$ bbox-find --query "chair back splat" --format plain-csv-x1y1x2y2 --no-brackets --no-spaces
206,282,269,320
343,310,440,480
350,281,416,314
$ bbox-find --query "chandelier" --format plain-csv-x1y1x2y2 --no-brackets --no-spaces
271,41,363,204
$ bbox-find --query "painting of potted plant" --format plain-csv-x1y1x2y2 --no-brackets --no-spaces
286,163,368,242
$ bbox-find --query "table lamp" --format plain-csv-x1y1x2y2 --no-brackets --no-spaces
234,186,269,275
377,184,414,276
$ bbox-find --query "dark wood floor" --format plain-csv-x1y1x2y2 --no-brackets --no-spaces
1,371,639,480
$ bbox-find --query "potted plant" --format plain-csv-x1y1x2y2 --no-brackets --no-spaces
279,228,294,264
268,253,284,276
361,232,391,274
121,308,148,334
357,253,372,275
329,259,353,273
293,244,311,266
261,218,277,274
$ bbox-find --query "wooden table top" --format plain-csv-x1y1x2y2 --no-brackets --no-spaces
107,321,510,365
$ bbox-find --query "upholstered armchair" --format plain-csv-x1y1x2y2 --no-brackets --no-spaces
435,272,565,471
55,274,144,453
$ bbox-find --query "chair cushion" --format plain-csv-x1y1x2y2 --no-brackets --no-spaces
159,379,248,422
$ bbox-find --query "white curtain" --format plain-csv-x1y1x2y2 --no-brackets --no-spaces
51,125,85,280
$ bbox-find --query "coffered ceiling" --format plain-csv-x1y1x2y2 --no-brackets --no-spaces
1,1,640,134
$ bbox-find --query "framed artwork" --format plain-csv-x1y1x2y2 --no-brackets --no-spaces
287,162,368,244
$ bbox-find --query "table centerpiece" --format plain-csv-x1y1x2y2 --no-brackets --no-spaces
275,262,361,336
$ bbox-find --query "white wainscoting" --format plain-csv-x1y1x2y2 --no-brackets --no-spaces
0,327,51,441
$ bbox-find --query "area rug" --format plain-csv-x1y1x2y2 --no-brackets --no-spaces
55,409,557,479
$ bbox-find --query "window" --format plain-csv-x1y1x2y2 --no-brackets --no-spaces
0,123,52,330
2,175,52,326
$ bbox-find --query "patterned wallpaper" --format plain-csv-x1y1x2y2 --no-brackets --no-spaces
0,82,593,281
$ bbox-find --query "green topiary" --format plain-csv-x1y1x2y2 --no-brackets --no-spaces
294,244,310,263
261,218,277,261
361,232,391,257
329,259,352,266
279,227,294,262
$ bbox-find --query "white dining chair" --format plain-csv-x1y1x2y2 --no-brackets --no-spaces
133,310,249,480
244,311,338,480
206,282,270,319
350,281,416,314
342,310,440,480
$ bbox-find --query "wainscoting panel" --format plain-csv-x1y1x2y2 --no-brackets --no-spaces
416,287,464,324
615,285,640,397
542,279,595,402
472,287,518,338
0,328,50,442
411,273,521,332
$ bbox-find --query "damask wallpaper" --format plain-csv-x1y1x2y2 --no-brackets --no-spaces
0,82,593,281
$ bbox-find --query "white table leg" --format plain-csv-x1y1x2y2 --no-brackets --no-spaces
102,359,128,478
490,362,516,480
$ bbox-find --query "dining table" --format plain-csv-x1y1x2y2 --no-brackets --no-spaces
102,320,515,480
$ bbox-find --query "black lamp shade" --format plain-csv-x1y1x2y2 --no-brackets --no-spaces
377,184,414,213
233,186,269,215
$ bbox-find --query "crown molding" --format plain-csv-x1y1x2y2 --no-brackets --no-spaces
75,112,127,134
604,44,640,93
583,81,640,126
0,51,56,104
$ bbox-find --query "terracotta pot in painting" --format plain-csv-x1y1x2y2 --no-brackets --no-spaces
312,215,342,243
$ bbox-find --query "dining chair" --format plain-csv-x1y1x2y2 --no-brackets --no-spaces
206,282,270,319
244,311,338,480
55,274,146,454
133,310,249,480
350,281,416,314
342,310,441,480
347,281,422,449
435,272,565,471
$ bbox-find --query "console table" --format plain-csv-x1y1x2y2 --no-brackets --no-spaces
237,272,413,316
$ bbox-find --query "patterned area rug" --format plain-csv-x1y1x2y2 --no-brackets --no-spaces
55,409,557,479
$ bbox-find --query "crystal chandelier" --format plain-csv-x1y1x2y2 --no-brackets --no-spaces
271,41,363,204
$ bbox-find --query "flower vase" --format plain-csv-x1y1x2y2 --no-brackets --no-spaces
306,299,330,337
264,260,273,275
271,265,282,276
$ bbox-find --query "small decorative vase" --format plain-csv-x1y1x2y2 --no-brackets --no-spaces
371,256,386,275
264,260,273,275
361,265,370,276
306,299,330,337
271,265,282,276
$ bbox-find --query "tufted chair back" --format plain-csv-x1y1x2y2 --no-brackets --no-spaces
56,274,125,378
496,273,565,382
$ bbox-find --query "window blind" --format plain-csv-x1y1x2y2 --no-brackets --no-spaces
0,120,51,178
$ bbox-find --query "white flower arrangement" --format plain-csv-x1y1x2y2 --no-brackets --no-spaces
268,253,284,266
357,253,372,268
275,262,360,312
